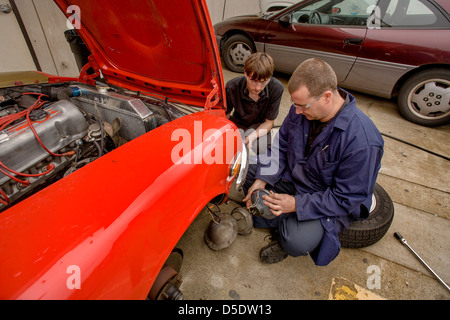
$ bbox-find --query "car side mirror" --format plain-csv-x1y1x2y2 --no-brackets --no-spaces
278,14,292,27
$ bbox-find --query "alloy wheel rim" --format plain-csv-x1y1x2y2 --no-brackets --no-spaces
228,42,252,66
408,78,450,120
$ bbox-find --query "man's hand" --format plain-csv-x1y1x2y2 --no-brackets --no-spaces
262,191,296,216
244,119,273,149
243,179,267,209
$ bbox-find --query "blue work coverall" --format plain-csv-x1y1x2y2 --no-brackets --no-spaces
253,90,384,266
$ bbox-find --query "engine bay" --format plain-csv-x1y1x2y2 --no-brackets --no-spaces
0,81,189,212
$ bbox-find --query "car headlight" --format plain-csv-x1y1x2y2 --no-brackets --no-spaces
229,137,249,190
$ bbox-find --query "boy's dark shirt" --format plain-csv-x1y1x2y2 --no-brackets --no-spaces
226,76,283,128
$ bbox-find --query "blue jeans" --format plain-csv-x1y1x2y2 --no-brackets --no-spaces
244,164,324,257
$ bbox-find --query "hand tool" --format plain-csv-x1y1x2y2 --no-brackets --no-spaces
394,232,450,293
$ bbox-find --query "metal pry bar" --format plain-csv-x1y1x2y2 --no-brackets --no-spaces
394,232,450,293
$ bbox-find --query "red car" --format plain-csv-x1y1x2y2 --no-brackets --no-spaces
214,0,450,127
0,0,248,299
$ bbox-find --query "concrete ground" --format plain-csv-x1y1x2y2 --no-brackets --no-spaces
175,67,450,300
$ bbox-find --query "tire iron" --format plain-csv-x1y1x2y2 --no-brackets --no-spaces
394,232,450,293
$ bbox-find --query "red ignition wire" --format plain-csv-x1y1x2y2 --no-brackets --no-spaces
0,92,74,157
0,92,47,131
0,92,72,190
23,93,75,158
0,161,55,177
0,188,10,206
0,167,30,186
0,92,75,190
0,109,28,132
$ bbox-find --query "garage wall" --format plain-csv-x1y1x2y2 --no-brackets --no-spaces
206,0,261,25
1,0,260,76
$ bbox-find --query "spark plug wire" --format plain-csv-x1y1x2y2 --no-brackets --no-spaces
0,161,55,177
0,167,30,186
23,93,75,158
0,92,47,131
0,92,74,195
0,188,10,206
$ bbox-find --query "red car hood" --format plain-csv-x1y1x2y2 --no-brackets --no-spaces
54,0,225,109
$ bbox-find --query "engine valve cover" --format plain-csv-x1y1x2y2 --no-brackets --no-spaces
0,100,89,209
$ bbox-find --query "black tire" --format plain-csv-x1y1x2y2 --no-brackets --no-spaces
221,34,255,73
398,69,450,127
339,183,394,249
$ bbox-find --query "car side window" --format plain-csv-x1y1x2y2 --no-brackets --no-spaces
381,0,449,28
291,0,379,27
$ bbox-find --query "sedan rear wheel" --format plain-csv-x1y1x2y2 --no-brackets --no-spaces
398,69,450,127
222,34,255,73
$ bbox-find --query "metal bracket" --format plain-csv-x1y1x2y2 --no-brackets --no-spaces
204,79,220,110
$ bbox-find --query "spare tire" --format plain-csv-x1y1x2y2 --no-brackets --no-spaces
339,183,394,248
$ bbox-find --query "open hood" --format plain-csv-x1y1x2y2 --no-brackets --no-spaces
54,0,225,109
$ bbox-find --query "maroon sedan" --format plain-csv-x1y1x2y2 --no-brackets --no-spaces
214,0,450,127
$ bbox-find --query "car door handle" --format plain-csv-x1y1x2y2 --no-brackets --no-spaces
344,38,364,45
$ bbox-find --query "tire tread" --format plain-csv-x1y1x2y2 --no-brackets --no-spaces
339,183,394,248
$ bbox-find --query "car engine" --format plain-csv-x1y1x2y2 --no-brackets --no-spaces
0,82,187,212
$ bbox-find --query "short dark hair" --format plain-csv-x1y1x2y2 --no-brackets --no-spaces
244,53,274,81
288,58,338,97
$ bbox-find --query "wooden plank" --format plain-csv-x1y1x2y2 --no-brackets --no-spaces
32,0,79,77
14,0,57,74
0,0,36,72
15,0,79,77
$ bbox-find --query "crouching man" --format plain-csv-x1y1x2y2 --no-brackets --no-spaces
243,58,384,266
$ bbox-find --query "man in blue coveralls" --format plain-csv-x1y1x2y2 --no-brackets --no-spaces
243,58,384,266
